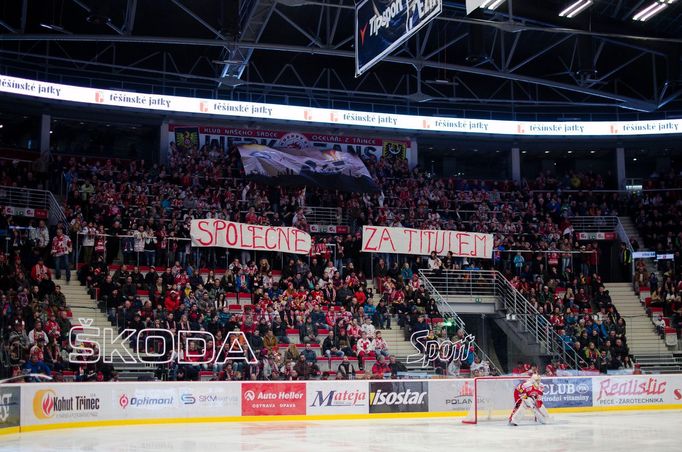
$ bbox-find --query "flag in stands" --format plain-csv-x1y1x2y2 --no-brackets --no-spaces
237,144,379,193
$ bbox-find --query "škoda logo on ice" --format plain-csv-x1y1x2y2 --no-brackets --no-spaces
68,318,258,365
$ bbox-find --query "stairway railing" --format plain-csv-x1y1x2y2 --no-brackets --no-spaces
0,185,68,228
419,269,587,370
419,271,502,375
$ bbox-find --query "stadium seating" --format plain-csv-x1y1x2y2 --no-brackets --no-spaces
4,144,664,381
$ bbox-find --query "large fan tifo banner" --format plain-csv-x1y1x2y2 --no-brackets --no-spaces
361,226,494,258
238,144,380,193
169,125,410,163
190,220,311,254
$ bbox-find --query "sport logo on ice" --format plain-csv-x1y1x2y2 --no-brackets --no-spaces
406,331,475,367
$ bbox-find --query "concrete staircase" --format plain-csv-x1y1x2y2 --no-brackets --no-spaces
364,283,425,371
616,217,682,372
619,216,659,278
56,277,154,380
619,216,643,247
604,282,670,363
379,323,417,362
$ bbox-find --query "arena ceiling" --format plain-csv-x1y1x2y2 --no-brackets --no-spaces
0,0,681,120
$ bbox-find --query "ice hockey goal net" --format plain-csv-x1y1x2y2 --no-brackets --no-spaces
462,376,532,424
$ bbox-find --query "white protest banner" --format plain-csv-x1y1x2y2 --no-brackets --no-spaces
361,226,493,258
190,220,311,254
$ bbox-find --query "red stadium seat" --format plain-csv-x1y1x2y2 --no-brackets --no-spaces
199,371,214,381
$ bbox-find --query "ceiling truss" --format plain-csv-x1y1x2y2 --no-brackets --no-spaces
0,0,680,117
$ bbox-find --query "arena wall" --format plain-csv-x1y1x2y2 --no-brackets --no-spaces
1,374,681,435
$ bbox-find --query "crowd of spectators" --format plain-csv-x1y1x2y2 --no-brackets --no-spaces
4,144,679,381
0,195,120,381
47,147,628,277
81,252,429,381
630,171,682,334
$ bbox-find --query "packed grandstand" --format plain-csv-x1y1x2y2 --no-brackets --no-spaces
2,145,680,383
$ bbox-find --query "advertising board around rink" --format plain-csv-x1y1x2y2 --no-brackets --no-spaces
13,375,682,432
369,381,429,414
306,381,369,415
427,379,474,413
0,386,21,432
242,382,307,416
175,384,241,417
591,376,682,408
21,384,107,426
540,378,593,408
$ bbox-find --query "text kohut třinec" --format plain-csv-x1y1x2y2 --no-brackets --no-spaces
33,390,101,420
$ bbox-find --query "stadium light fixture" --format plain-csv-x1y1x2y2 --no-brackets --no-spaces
559,0,594,18
39,23,72,34
480,0,506,9
633,0,677,22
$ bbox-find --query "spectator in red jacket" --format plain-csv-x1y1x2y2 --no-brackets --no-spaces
371,355,391,378
164,290,181,312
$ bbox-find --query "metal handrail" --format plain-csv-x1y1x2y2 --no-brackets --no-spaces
419,269,588,370
0,185,51,209
299,206,349,226
569,216,620,232
614,217,636,278
47,190,68,229
419,271,502,376
0,185,68,228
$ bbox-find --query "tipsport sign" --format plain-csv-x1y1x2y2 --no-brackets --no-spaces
355,0,443,76
2,74,682,136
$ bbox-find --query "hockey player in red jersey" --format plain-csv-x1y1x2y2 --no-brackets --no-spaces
509,373,550,425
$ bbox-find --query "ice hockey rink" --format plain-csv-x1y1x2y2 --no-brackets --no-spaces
1,410,680,452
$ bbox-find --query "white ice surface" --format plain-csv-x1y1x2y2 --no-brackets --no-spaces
1,410,681,452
